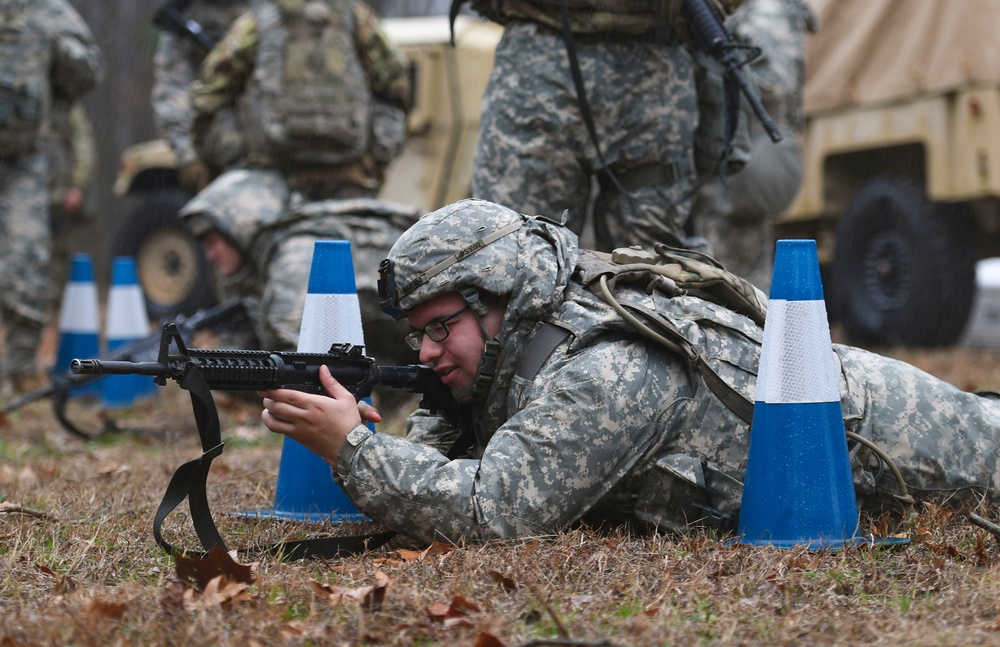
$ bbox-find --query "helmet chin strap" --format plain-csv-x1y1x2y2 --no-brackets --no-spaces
455,288,501,402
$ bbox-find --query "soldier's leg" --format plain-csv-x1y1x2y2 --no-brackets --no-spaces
1,153,50,390
834,344,1000,510
592,39,697,251
472,21,592,232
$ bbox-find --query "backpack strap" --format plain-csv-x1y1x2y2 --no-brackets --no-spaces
516,322,572,380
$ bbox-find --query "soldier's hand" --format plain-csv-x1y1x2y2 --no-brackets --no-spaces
178,160,212,192
62,188,84,216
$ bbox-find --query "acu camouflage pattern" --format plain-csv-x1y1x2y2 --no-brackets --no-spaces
468,0,746,35
694,0,816,290
178,169,418,382
471,14,698,252
0,0,103,387
151,0,252,169
335,198,1000,545
190,0,410,197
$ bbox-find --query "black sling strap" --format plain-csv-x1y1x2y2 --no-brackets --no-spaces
153,358,394,561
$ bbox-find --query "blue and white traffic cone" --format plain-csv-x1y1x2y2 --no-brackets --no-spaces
737,239,862,548
54,254,102,397
255,240,369,522
102,256,157,407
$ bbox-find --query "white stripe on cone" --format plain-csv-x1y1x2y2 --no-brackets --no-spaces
756,299,840,405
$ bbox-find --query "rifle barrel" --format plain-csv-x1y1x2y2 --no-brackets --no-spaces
71,359,167,376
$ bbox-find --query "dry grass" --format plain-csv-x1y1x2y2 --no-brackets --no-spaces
3,343,1000,646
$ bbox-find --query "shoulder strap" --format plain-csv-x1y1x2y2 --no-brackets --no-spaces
516,322,572,380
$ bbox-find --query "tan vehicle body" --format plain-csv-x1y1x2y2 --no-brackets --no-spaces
778,0,1000,345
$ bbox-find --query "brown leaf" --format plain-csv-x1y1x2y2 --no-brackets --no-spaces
85,597,129,620
428,595,481,627
38,564,76,595
487,570,517,592
473,631,507,647
174,545,255,592
313,569,389,613
181,574,252,612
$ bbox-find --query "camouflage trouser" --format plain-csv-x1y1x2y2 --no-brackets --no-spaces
473,20,698,252
834,344,1000,509
0,151,51,384
694,133,804,291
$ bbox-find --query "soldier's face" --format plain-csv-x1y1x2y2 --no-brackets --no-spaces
201,230,243,276
407,291,504,402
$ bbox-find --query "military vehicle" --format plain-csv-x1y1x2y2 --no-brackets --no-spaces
112,15,501,318
777,0,1000,347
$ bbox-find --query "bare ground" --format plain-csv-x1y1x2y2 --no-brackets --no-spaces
3,336,1000,645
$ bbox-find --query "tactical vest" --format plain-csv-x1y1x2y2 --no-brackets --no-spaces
239,0,372,166
0,5,50,156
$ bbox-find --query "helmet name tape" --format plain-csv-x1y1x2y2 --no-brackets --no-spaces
395,219,524,303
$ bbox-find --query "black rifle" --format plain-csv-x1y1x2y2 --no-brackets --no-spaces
70,321,453,560
152,0,216,51
2,298,247,439
683,0,783,143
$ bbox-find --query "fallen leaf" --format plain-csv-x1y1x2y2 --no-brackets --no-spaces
473,631,506,647
313,569,389,613
487,570,517,592
182,574,252,612
428,595,481,627
85,597,129,620
174,545,255,592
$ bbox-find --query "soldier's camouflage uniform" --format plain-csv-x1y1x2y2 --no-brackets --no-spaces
151,0,252,176
190,0,411,200
0,0,104,390
469,0,698,252
334,198,1000,544
695,0,817,290
179,169,419,410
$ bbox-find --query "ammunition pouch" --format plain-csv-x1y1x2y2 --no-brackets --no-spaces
0,77,42,156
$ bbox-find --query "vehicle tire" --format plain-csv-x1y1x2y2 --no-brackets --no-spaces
831,177,976,347
113,188,217,319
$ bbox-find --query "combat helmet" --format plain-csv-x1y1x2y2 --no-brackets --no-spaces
377,199,530,319
378,198,579,400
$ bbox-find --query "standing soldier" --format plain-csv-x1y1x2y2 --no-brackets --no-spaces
47,101,96,313
464,0,712,252
0,0,104,396
694,0,818,290
189,0,412,202
150,0,253,192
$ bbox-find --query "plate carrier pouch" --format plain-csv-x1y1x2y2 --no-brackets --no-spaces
0,4,48,157
239,0,372,166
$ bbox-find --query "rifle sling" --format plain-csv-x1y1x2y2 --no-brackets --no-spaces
154,362,396,561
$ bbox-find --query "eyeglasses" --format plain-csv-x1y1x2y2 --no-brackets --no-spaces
404,306,470,351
